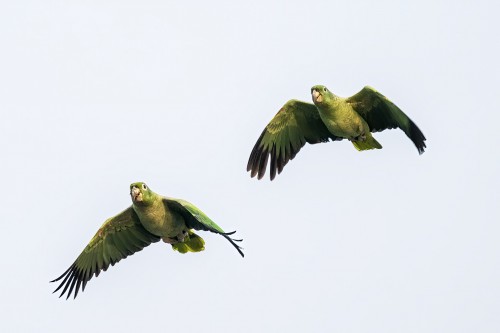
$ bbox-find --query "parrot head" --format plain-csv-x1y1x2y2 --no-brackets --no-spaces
311,85,333,105
130,182,154,205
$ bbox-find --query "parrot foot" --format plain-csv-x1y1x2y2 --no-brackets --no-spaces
162,237,179,244
162,230,189,244
177,230,189,242
350,132,366,142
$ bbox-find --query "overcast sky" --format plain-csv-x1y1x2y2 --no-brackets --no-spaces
1,1,499,332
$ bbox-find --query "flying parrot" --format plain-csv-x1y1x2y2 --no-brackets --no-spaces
248,85,427,180
51,182,244,299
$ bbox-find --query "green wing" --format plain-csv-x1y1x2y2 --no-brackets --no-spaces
163,198,244,257
247,100,342,180
51,207,160,299
346,86,426,154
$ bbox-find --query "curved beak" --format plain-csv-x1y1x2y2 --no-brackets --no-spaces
311,89,322,103
130,186,143,202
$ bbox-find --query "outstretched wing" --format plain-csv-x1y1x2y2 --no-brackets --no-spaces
247,99,341,180
164,198,244,257
346,86,426,154
51,207,160,299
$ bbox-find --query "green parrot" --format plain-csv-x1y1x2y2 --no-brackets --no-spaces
51,182,243,299
248,85,426,180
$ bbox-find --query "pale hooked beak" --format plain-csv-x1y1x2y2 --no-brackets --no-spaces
312,89,322,103
131,187,143,202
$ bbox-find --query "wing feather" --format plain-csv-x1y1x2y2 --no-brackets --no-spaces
163,198,244,257
51,207,160,299
247,99,341,180
346,86,426,154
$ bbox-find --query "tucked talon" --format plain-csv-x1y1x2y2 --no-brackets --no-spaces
162,236,179,244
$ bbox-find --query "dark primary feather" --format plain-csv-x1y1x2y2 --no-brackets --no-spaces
346,86,426,154
51,207,160,299
247,100,341,180
164,198,244,257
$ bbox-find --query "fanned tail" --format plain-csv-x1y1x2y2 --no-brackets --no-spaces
171,230,244,258
352,135,382,151
172,231,205,254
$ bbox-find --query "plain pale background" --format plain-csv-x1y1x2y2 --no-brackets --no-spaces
1,1,499,332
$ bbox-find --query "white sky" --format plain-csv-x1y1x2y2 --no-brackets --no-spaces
1,1,499,332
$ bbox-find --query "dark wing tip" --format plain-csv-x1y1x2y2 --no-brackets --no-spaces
222,231,243,242
408,120,427,154
222,233,245,257
51,263,88,300
248,129,270,180
251,140,301,181
50,265,72,283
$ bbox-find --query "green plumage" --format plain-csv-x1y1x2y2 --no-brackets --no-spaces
51,182,243,299
247,85,426,180
352,136,382,151
172,231,205,253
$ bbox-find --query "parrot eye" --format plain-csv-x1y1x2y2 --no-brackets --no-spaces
142,184,147,190
323,87,327,92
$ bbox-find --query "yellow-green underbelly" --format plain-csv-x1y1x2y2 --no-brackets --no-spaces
134,204,185,238
319,104,366,138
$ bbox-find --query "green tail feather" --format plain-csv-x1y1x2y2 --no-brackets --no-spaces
172,230,205,254
352,135,382,151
